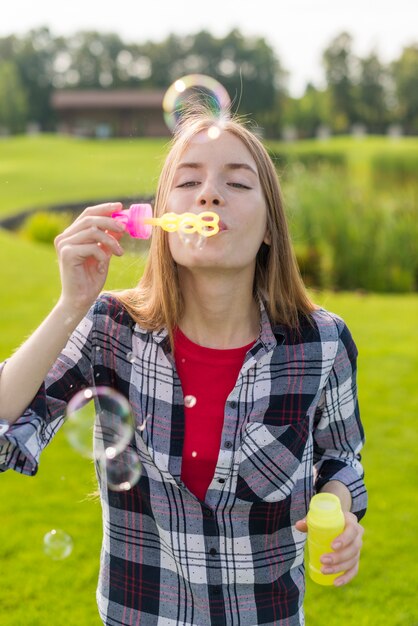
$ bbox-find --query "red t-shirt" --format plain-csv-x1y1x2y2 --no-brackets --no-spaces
174,328,253,501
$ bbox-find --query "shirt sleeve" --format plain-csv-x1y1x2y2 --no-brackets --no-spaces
0,306,95,476
313,317,367,521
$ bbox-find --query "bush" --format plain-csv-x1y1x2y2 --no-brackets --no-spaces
283,165,417,292
19,211,73,244
268,148,346,175
372,153,418,188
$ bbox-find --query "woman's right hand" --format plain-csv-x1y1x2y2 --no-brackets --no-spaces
54,202,126,315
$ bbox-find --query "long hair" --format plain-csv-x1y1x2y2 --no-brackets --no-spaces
114,110,316,348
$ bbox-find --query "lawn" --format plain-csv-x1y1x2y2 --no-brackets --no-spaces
0,134,168,216
0,230,417,624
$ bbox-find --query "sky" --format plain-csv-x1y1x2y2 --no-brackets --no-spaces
1,0,416,96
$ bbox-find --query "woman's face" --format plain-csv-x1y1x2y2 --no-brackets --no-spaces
166,129,269,272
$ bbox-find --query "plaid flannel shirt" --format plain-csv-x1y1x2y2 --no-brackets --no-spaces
0,294,367,626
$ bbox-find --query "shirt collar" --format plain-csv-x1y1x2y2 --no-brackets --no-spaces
257,299,285,351
135,299,286,351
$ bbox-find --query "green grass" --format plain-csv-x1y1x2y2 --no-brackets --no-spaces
0,134,168,215
1,231,417,624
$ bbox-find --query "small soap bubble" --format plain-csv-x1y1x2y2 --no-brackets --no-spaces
65,387,134,460
126,352,136,364
184,395,197,408
191,450,198,458
137,414,151,433
178,230,208,250
195,235,207,250
0,420,10,437
162,74,231,132
178,230,194,246
101,447,142,492
43,529,73,560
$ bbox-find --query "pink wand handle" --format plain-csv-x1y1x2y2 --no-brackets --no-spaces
111,204,153,239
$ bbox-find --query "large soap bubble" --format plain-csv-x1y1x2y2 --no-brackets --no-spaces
101,446,142,492
65,386,134,460
43,529,73,560
163,74,231,132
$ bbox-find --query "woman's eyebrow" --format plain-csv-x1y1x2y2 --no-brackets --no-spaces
176,162,257,175
176,162,202,170
225,163,257,176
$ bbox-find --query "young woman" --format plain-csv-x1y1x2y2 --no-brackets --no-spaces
0,111,366,626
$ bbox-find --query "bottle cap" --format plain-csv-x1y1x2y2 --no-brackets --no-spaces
307,493,344,528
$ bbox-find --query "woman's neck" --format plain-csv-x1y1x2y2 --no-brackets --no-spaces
177,267,260,349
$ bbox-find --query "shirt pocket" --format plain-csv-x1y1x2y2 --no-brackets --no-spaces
236,418,309,503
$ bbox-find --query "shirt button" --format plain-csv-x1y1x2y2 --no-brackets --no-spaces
209,548,217,556
224,441,233,449
218,478,225,484
229,400,237,409
203,508,213,518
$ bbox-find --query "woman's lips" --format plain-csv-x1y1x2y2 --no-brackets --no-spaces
218,220,228,232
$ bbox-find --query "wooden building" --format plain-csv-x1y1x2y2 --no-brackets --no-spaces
51,89,168,137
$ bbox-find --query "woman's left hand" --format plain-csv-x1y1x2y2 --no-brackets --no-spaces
295,511,364,586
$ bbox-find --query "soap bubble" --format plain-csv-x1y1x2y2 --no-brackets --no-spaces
178,230,208,250
137,413,151,433
163,74,231,132
184,395,197,408
43,529,73,560
126,352,136,364
65,387,134,460
101,446,142,492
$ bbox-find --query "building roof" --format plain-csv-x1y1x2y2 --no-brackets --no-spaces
51,89,165,109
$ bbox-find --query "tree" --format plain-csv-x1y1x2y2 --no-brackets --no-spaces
391,44,418,134
282,84,331,138
12,27,57,129
0,61,28,133
143,29,285,119
354,52,389,133
322,32,357,132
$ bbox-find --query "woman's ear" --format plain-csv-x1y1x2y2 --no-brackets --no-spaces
263,229,271,245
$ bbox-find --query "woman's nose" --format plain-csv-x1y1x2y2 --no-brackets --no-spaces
197,190,223,207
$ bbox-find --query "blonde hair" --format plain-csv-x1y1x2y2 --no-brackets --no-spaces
114,110,316,347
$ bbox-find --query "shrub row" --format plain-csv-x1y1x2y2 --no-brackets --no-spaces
371,152,418,187
283,165,418,293
268,149,347,174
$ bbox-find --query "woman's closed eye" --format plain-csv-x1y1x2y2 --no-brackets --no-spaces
227,182,252,189
176,181,200,188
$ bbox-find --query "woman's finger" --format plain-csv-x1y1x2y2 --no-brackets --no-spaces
82,202,123,216
331,513,363,550
295,519,308,533
333,560,360,587
55,226,124,257
321,553,359,576
59,242,111,267
58,215,125,241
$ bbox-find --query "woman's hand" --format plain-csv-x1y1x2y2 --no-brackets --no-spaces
295,511,364,586
54,202,126,315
